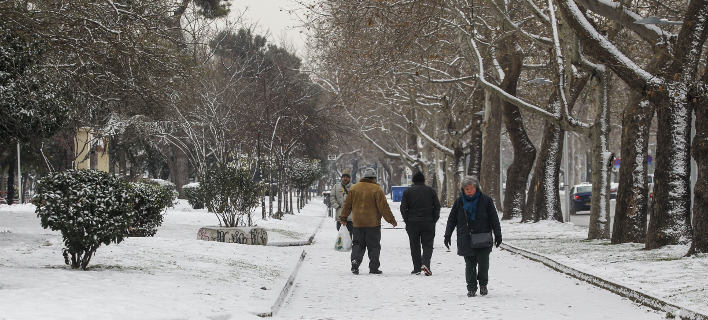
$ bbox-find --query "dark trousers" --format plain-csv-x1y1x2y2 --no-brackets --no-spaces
336,221,353,237
464,247,492,291
351,226,382,271
405,221,436,271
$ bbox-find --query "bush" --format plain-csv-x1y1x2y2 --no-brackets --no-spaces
148,179,178,204
201,164,261,227
182,183,204,209
129,181,172,237
33,169,133,270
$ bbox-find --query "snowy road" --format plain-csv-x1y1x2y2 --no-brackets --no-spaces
278,201,664,319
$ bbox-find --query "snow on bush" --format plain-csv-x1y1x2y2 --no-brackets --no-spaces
182,182,204,209
129,181,172,237
289,158,323,190
201,163,261,227
33,169,133,270
148,178,178,204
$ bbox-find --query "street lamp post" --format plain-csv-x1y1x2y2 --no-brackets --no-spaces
17,143,21,204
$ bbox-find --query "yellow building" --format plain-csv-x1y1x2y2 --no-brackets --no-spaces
75,128,110,172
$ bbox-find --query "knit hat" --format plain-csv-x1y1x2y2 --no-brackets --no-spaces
363,168,377,179
341,169,351,178
412,171,425,183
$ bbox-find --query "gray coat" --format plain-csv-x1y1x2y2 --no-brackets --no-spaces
330,182,353,221
444,192,502,256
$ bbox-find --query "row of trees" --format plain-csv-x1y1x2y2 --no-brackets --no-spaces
1,0,333,218
302,0,706,256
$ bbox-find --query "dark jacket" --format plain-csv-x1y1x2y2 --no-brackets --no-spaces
400,182,441,223
444,192,502,256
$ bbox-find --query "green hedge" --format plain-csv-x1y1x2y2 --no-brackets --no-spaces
34,169,133,270
182,183,204,209
129,181,172,237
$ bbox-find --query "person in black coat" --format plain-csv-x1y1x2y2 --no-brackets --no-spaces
400,171,441,276
444,176,502,297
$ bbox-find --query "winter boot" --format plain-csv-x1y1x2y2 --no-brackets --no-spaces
351,260,359,275
467,290,477,297
480,286,488,296
369,269,383,274
411,270,421,275
421,265,432,276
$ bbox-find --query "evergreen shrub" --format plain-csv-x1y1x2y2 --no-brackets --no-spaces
182,183,204,209
148,178,178,204
33,169,133,270
201,164,261,227
129,181,172,237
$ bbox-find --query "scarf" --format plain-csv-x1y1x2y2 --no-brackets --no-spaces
461,191,481,221
341,182,349,195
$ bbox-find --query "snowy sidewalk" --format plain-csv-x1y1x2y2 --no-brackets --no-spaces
277,201,664,319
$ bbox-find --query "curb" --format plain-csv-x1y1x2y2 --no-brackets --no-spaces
501,243,708,320
256,250,307,317
266,215,326,247
256,214,325,317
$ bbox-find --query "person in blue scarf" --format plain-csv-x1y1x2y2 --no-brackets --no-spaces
444,176,502,297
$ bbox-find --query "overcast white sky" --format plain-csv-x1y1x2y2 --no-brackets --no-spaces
231,0,309,54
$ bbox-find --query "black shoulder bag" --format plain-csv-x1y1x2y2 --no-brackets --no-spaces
469,232,493,248
468,198,493,248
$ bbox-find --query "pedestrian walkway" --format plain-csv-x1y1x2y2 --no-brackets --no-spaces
278,201,664,319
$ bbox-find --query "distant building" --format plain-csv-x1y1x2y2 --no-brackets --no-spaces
75,128,110,172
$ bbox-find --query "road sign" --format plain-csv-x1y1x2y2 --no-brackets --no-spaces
327,154,337,161
405,167,412,176
647,155,653,165
613,158,621,168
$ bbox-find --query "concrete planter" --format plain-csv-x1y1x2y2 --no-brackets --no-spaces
197,226,268,245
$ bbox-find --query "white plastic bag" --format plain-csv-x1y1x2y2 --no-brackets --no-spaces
334,227,352,252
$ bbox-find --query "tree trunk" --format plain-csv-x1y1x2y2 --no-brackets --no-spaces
379,158,393,193
108,136,116,175
445,154,456,206
587,74,612,240
351,156,359,182
645,97,692,249
7,155,15,205
498,39,535,220
612,95,653,243
502,102,536,220
467,90,485,179
530,121,564,222
1,165,6,201
480,93,502,210
687,80,708,255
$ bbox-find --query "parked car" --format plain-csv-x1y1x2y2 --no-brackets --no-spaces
570,183,593,214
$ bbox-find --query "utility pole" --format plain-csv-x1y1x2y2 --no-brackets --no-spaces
17,143,22,204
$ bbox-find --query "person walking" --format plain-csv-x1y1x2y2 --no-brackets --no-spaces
400,171,440,276
340,168,397,275
330,169,354,235
444,176,502,297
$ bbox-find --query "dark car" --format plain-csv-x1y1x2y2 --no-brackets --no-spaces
570,184,592,214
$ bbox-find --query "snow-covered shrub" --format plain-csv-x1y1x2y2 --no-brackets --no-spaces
129,181,172,237
182,182,204,209
201,164,261,227
33,169,133,270
290,158,323,190
148,179,178,204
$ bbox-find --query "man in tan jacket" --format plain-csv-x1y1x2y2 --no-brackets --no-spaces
341,168,397,275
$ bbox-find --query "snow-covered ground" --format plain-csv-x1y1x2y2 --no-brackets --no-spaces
0,197,705,319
